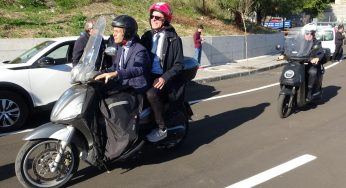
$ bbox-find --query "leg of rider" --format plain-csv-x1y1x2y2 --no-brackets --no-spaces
146,87,166,129
146,87,168,142
307,65,318,100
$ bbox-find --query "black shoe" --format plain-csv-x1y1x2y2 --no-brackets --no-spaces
306,89,312,102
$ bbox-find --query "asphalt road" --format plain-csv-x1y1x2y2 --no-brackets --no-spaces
1,60,346,188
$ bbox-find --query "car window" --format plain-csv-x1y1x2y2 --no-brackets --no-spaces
46,44,70,65
316,30,334,41
323,30,334,41
8,41,54,64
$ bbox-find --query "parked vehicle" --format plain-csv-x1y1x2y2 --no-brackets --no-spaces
315,25,336,56
15,17,198,188
263,17,292,29
0,37,78,132
277,32,325,118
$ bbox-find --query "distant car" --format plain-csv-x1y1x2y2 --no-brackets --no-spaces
0,37,77,132
315,26,336,56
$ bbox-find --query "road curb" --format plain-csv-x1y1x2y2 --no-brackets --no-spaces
192,62,286,84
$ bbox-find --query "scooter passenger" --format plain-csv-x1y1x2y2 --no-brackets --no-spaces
140,2,185,142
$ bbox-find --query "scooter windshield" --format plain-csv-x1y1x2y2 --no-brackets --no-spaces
71,16,106,83
284,32,313,59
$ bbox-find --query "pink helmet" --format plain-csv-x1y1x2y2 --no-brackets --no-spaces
149,2,173,23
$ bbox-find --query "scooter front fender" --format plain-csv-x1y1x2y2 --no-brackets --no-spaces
23,122,74,142
279,87,293,96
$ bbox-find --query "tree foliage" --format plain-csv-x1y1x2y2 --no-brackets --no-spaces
303,0,330,18
218,0,330,24
218,0,254,27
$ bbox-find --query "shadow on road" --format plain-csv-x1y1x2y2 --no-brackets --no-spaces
299,85,341,112
67,102,270,186
186,81,221,104
319,85,341,104
0,163,15,181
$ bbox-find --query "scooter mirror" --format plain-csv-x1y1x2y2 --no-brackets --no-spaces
105,47,117,56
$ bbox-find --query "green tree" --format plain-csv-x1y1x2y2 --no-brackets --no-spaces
218,0,254,60
253,0,329,24
218,0,254,27
253,0,303,24
303,0,330,18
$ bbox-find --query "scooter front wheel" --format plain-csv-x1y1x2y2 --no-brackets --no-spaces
15,139,79,188
277,94,292,118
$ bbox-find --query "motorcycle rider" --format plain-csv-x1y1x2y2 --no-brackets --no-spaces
141,2,185,142
302,23,325,101
95,15,151,94
279,23,325,101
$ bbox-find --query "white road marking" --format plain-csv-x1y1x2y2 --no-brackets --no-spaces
189,83,279,104
1,61,340,137
226,154,317,188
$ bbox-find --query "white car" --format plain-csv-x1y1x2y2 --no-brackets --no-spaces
0,37,78,132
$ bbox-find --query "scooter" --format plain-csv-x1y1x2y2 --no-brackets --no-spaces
278,60,324,118
277,33,325,118
15,17,198,188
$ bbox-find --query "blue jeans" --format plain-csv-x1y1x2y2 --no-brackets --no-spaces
194,48,202,64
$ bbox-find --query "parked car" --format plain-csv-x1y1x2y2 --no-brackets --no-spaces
315,26,336,56
0,37,78,132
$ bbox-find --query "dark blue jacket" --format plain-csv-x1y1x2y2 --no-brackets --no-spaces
106,37,151,94
72,31,90,67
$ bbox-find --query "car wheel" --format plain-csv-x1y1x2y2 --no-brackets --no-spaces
0,91,29,132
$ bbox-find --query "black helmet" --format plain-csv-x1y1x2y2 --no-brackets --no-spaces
111,15,138,40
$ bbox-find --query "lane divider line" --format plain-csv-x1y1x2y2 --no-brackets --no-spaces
189,83,279,104
225,154,317,188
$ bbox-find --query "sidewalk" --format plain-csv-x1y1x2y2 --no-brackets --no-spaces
193,54,285,84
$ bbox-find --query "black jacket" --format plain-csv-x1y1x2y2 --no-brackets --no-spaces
335,31,345,46
310,39,325,62
140,25,184,83
72,31,90,66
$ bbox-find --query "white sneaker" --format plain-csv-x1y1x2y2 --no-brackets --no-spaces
146,128,167,142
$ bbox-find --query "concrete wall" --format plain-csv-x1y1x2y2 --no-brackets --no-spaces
0,38,50,63
0,33,284,66
182,32,284,67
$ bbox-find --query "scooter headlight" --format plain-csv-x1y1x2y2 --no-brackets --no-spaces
284,70,295,79
50,86,86,122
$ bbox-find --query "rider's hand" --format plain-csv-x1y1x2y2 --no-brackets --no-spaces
94,71,118,83
277,55,285,60
310,57,319,64
153,77,166,90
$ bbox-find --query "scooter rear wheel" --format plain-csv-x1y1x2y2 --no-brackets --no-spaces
278,94,292,118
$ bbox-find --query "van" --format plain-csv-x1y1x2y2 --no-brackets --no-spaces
315,26,336,56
